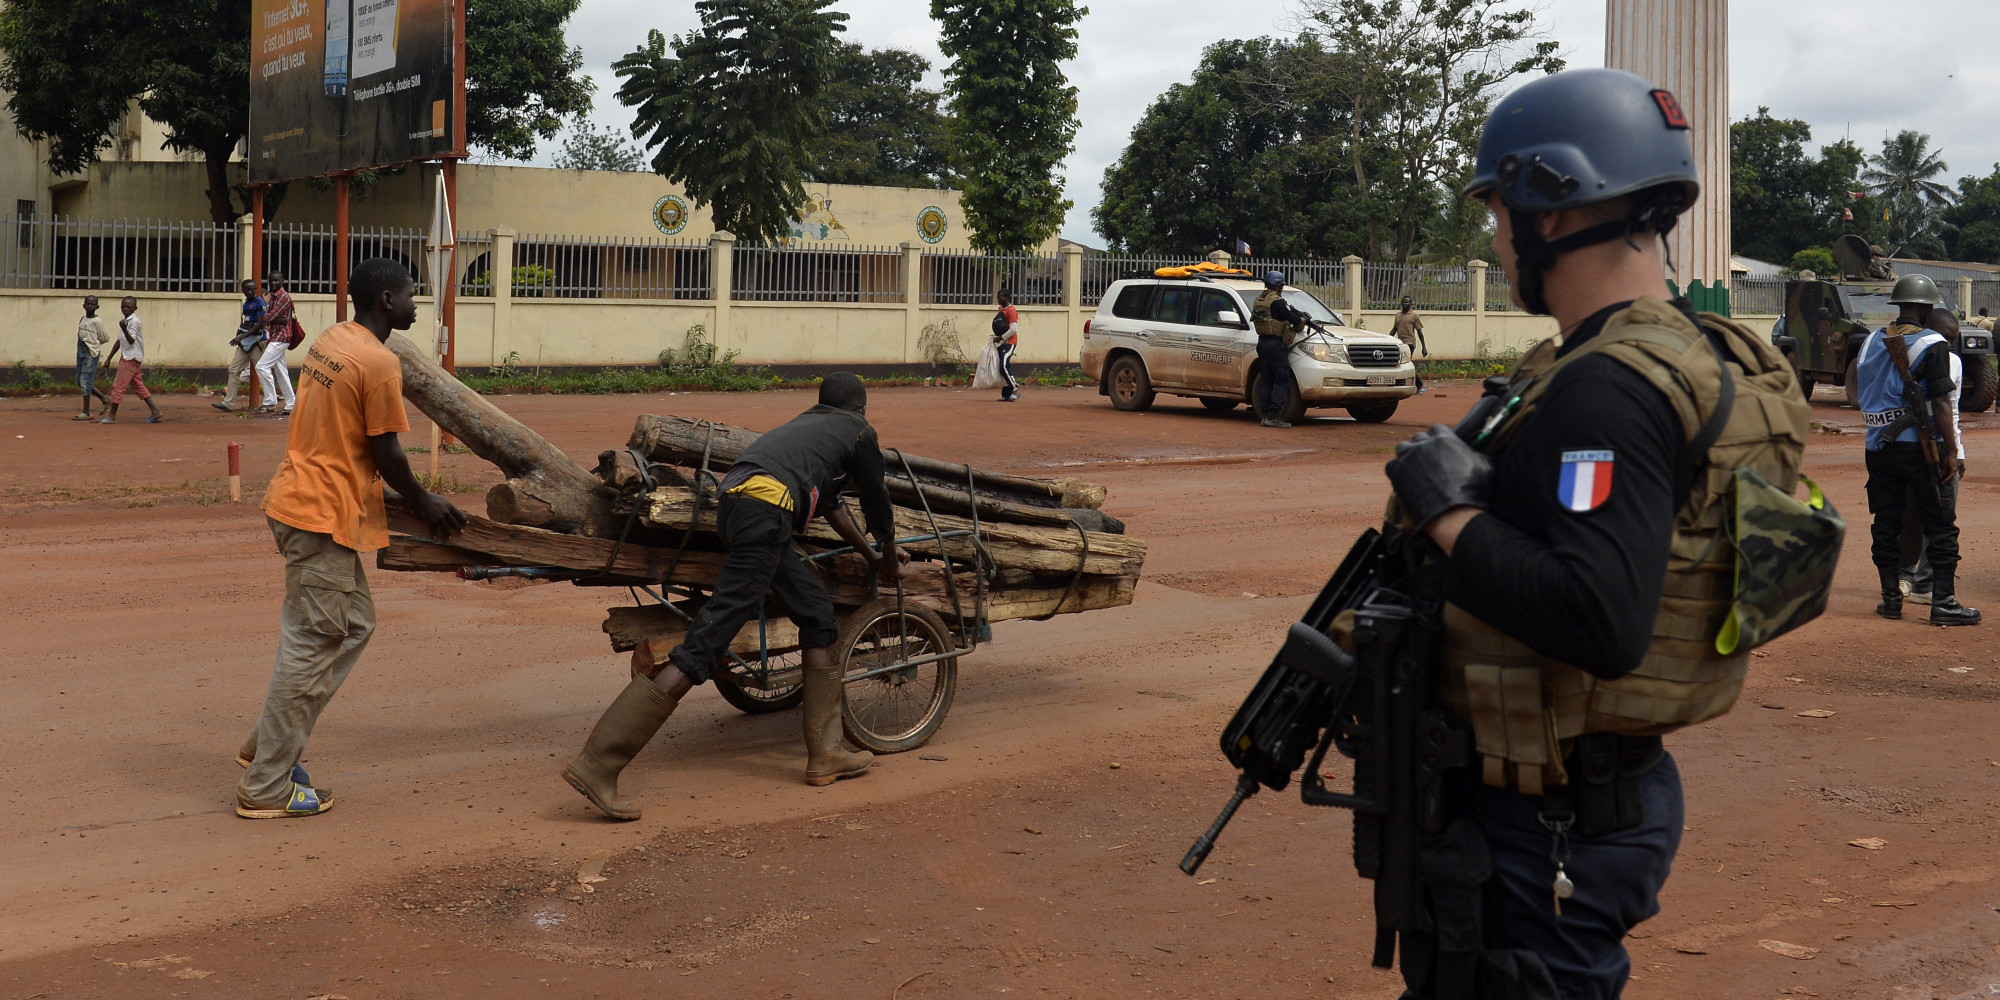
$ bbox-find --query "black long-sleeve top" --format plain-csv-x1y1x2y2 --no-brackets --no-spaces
1444,301,1690,680
732,404,898,545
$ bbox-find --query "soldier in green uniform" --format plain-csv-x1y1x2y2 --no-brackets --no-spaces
1251,270,1308,428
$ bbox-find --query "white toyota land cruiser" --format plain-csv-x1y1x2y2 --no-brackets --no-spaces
1080,273,1418,423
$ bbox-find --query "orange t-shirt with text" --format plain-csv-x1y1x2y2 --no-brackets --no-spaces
263,322,410,552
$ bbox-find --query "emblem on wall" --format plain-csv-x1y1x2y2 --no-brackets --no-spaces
652,194,690,236
916,206,948,244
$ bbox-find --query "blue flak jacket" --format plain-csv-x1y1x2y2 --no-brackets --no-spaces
1857,327,1946,451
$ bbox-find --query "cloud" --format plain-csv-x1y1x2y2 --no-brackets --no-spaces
539,0,2000,244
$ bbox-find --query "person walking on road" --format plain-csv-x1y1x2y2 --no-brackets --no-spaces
1896,310,1966,606
1859,273,1979,626
257,271,301,416
1251,270,1307,428
98,296,164,425
235,259,466,819
563,373,910,821
993,288,1021,402
1392,295,1430,394
215,279,268,413
73,295,113,420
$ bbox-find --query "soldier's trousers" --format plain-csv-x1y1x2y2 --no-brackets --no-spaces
1865,443,1959,590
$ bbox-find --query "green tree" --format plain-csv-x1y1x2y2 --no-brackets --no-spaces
0,0,593,226
1944,165,2000,263
1786,247,1836,275
616,1,848,245
813,44,955,188
932,0,1086,254
1862,130,1955,258
1729,108,1872,263
553,121,645,172
1294,0,1563,262
1094,36,1369,257
465,0,597,161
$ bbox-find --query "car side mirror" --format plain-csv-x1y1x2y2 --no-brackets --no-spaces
1216,310,1241,326
1816,308,1833,321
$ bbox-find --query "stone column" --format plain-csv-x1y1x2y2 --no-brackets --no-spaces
490,227,516,368
1469,259,1488,356
901,241,924,364
1960,276,1974,319
1343,255,1364,326
1606,0,1730,304
709,230,736,356
235,215,256,284
1063,243,1085,362
1207,249,1232,268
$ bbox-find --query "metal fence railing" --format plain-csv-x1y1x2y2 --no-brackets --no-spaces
1729,278,1787,316
1485,269,1519,312
923,249,1062,305
1360,262,1474,311
1,214,241,292
1078,254,1182,306
261,223,432,296
510,233,711,299
732,244,903,303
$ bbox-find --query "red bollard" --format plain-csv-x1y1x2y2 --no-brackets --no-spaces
228,441,242,503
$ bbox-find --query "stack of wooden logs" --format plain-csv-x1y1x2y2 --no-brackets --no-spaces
370,334,1145,669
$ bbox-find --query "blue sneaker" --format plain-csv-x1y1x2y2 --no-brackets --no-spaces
235,783,335,819
235,752,315,790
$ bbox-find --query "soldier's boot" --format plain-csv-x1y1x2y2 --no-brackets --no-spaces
563,675,679,820
1876,571,1902,620
1928,573,1982,627
802,651,873,787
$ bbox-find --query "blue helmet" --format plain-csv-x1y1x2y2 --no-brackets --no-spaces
1263,270,1286,288
1463,68,1699,213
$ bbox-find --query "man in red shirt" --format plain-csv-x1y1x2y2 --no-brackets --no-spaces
993,288,1020,402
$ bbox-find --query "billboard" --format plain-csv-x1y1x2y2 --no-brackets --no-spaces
250,0,458,184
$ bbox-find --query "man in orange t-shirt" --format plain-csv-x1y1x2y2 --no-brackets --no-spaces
235,258,465,819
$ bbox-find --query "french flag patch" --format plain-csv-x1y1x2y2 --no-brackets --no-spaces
1557,450,1615,512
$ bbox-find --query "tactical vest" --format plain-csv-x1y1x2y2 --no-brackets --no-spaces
1438,298,1811,794
1251,290,1292,340
1856,322,1944,451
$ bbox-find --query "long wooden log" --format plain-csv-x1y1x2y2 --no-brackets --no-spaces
384,333,616,536
627,414,1122,533
384,494,725,583
639,487,1146,577
604,604,801,655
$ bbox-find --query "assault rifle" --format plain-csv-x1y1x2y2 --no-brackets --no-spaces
1180,377,1512,973
1881,329,1948,506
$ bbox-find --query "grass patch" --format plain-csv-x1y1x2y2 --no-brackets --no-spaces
443,443,473,455
415,472,485,494
1417,340,1537,380
4,477,232,507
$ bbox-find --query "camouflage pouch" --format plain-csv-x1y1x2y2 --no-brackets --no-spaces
1715,469,1844,655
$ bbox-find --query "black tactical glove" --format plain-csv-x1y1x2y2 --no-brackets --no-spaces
1385,423,1493,529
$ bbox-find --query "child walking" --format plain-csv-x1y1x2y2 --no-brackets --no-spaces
99,296,164,425
73,295,114,420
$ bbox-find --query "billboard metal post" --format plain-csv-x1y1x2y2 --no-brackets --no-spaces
334,174,350,322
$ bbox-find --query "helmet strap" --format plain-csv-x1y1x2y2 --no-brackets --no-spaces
1507,192,1688,316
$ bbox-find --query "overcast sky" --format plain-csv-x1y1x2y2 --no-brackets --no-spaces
532,0,2000,246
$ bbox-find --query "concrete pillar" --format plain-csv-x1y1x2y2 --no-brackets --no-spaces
490,227,516,368
1469,259,1488,355
709,230,736,355
1959,276,1974,318
1063,243,1085,362
1606,0,1729,300
235,215,255,284
1207,249,1232,268
901,241,924,363
1343,255,1364,326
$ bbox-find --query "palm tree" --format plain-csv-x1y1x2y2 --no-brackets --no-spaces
1862,131,1957,210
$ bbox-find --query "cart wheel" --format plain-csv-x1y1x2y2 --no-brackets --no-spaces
713,650,805,715
836,598,959,754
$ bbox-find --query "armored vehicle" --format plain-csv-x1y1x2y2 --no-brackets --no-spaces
1773,236,1997,411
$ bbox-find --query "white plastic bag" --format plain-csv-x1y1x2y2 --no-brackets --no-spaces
973,341,1004,389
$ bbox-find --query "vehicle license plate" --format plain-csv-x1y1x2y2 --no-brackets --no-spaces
1366,376,1397,386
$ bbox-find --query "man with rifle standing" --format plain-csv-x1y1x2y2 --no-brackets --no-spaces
1858,273,1980,625
1185,68,1841,1000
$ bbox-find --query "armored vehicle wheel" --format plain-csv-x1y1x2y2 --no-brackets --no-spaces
1961,356,1998,412
837,599,959,754
1347,401,1398,423
1845,356,1860,409
713,651,804,714
1200,397,1240,413
1798,376,1815,401
1107,356,1155,412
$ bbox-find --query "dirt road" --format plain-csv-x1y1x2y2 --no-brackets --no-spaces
3,383,1998,999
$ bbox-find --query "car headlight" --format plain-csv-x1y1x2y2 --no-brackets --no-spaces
1304,341,1345,364
1967,335,1989,350
1399,343,1411,363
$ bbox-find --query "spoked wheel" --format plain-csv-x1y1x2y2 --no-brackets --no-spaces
714,648,805,714
836,598,959,754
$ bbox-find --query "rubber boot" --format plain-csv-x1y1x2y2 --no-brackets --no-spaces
563,676,679,820
802,660,873,786
1928,572,1982,626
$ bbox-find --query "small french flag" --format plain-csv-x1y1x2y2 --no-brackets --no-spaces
1557,450,1614,512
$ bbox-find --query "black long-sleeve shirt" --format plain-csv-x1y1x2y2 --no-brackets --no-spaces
1445,301,1689,679
731,404,898,545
